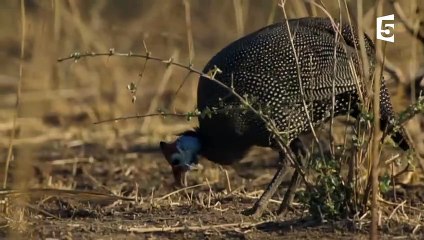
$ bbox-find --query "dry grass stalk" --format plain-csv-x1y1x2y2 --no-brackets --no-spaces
141,50,180,133
154,183,207,201
370,1,384,238
0,188,135,202
3,0,26,190
126,221,267,233
232,0,245,37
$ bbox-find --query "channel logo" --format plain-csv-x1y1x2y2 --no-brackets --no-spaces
376,14,395,43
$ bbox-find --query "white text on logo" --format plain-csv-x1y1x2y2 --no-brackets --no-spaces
376,14,395,43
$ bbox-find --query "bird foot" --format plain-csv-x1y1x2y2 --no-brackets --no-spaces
242,206,265,218
277,204,295,217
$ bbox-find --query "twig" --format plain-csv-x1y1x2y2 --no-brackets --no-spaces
388,200,407,219
48,157,95,166
0,188,134,201
370,2,384,239
127,221,266,233
384,154,400,165
379,197,424,213
93,112,197,124
232,0,245,37
393,163,413,179
412,224,421,235
140,50,179,132
396,95,424,125
3,0,26,189
183,0,195,62
131,40,149,102
155,183,207,201
377,52,407,84
24,203,60,220
280,0,326,159
233,191,282,205
223,168,232,193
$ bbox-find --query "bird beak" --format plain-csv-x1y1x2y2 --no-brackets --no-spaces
171,165,187,187
160,138,202,187
170,158,203,187
160,141,190,186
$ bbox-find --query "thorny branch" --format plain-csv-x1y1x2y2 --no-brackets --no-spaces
58,50,315,191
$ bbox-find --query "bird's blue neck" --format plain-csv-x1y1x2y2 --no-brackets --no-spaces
176,135,202,155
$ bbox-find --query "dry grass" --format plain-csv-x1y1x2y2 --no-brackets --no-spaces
0,0,424,239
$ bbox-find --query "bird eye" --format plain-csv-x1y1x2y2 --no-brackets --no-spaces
171,154,182,166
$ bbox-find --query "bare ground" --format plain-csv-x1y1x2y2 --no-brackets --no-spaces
0,120,423,239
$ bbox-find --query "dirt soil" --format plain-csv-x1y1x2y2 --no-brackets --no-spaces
0,126,422,240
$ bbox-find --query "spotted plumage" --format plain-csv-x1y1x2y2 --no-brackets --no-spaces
195,17,408,163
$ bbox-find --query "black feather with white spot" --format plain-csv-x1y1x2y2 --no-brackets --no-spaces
194,17,409,164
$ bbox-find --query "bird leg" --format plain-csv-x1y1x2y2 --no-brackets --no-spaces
242,153,288,217
278,138,307,215
243,138,306,217
277,164,300,215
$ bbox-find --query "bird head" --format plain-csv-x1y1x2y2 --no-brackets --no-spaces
159,131,201,186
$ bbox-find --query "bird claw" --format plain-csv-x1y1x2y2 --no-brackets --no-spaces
241,206,264,218
277,204,295,217
242,207,258,217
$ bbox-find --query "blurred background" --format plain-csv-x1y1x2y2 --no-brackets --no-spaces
0,0,424,188
0,0,422,136
0,0,423,237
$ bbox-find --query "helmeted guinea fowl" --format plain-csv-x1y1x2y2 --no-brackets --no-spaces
160,17,410,217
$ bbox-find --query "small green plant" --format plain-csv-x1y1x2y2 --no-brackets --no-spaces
299,156,352,221
379,174,391,194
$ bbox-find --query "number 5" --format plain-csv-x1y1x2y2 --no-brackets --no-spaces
376,14,395,43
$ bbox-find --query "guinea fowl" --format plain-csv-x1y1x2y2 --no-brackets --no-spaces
159,17,410,217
